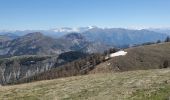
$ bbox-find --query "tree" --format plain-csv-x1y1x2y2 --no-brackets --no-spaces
109,48,118,54
163,60,169,68
156,40,161,44
165,36,170,42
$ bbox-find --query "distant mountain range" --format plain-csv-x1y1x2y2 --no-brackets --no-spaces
82,28,168,47
0,32,110,58
1,26,168,38
0,27,168,57
0,26,96,38
148,28,170,35
0,33,18,42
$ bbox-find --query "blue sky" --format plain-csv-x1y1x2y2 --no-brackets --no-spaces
0,0,170,30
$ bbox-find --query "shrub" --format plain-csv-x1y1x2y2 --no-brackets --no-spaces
163,60,169,68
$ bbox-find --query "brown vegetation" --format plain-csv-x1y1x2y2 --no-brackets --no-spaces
7,53,105,85
92,42,170,73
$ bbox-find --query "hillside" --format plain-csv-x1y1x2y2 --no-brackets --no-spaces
91,42,170,73
60,32,111,53
5,42,170,85
1,68,170,100
0,33,18,42
0,33,18,52
0,51,89,85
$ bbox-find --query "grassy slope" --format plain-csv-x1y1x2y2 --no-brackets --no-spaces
1,68,170,100
91,42,170,73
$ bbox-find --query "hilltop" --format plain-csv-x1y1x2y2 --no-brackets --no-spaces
91,42,170,73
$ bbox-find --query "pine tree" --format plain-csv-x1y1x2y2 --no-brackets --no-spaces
163,60,169,68
165,36,170,42
156,40,161,43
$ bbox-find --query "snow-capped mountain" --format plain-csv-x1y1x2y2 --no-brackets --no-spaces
51,27,79,33
51,26,97,33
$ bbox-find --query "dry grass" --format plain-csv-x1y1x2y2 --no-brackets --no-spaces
92,42,170,73
0,68,170,100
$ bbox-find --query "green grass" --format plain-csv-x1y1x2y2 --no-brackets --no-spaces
1,68,170,100
130,83,170,100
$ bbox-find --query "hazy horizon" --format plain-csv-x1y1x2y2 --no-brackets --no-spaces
1,26,170,32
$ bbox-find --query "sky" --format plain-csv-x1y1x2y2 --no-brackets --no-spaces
0,0,170,30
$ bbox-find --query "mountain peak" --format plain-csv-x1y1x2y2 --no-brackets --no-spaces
64,33,84,40
25,32,43,36
51,26,98,33
23,32,44,39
